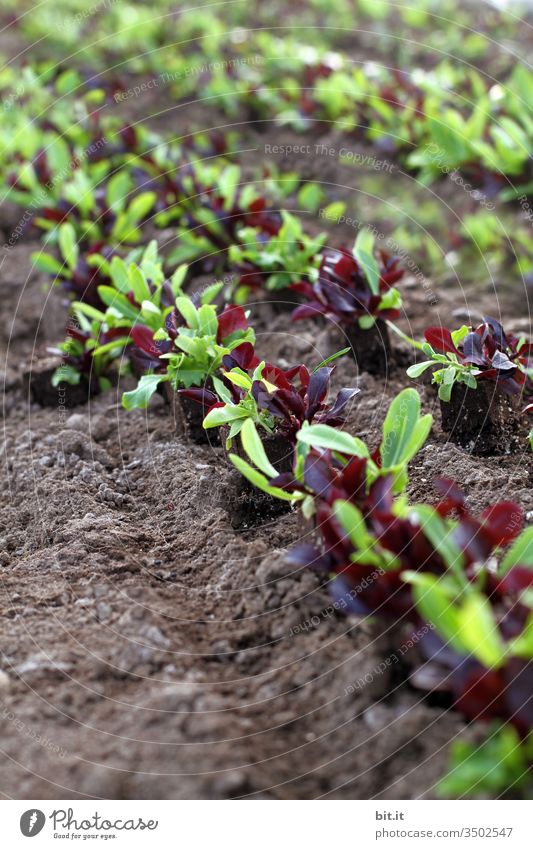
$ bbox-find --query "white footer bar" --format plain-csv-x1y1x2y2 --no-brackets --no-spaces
4,800,530,847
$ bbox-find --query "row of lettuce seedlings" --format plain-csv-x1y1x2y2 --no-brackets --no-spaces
29,213,533,456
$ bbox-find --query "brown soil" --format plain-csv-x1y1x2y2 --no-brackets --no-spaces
1,108,532,802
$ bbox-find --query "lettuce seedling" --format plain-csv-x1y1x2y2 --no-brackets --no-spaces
291,229,403,326
47,241,187,389
228,387,432,517
94,241,186,332
122,299,255,410
49,307,130,393
405,521,533,737
407,318,532,401
291,230,403,374
407,318,532,453
163,162,282,270
228,211,326,302
287,476,524,624
199,347,357,448
438,724,533,799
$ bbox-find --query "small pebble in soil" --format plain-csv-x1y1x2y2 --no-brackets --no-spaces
15,655,71,676
65,413,88,431
363,705,393,730
96,602,112,622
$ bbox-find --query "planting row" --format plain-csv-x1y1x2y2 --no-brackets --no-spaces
2,34,532,202
198,50,533,196
4,0,526,72
30,215,533,455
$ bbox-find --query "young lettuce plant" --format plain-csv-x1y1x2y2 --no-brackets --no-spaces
197,345,356,449
291,229,404,375
25,281,133,407
404,514,533,792
30,168,157,246
228,387,432,520
31,223,169,308
122,297,255,442
407,318,532,454
280,457,533,793
49,307,131,394
228,211,326,304
163,162,283,271
407,319,531,400
288,474,525,623
191,348,358,526
41,241,187,397
93,241,187,339
438,723,533,800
